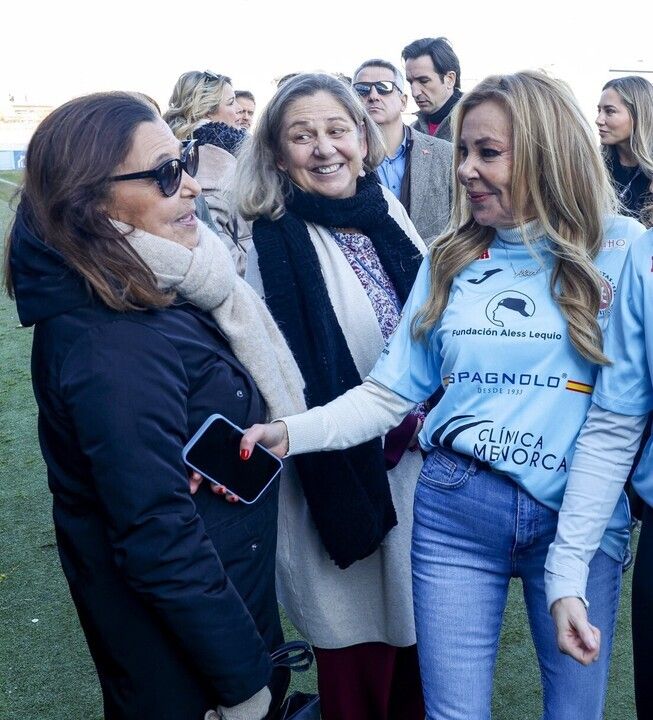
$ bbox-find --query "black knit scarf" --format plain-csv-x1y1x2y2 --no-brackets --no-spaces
253,173,421,568
427,88,462,125
193,121,247,156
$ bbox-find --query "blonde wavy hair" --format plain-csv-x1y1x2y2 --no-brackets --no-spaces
601,76,653,226
163,71,232,140
412,70,617,366
235,73,386,221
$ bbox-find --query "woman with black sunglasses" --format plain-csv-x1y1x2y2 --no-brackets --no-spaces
4,91,305,720
164,71,253,277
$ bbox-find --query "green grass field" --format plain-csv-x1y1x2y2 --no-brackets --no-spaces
0,170,23,187
0,169,637,718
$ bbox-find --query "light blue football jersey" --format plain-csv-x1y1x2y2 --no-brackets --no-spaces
593,228,653,507
371,216,645,561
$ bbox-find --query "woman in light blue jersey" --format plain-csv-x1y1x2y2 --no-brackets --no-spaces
239,72,645,719
546,225,653,719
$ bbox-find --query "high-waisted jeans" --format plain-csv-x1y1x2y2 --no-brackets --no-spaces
412,447,622,720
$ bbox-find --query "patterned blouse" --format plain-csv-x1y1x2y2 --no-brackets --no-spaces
329,228,402,341
330,228,426,429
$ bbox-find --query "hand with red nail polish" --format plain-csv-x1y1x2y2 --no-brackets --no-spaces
188,472,239,503
208,482,240,502
188,471,204,495
240,421,289,459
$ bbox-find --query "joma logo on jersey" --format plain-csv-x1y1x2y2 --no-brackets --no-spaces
467,268,503,285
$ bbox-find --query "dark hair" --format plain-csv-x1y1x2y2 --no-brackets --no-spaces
352,59,404,91
4,91,174,310
401,37,461,90
235,90,255,103
277,73,300,88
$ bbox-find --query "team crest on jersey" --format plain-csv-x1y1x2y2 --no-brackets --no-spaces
478,248,492,261
598,272,616,317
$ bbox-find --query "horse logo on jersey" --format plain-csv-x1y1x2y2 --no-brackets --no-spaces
485,291,536,328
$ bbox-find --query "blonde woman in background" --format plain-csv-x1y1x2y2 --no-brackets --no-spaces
240,71,645,720
597,76,653,227
164,71,252,275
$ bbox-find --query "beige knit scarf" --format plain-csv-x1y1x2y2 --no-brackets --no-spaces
115,220,306,419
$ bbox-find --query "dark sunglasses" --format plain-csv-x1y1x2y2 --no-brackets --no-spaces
110,140,199,197
353,81,401,96
203,70,226,84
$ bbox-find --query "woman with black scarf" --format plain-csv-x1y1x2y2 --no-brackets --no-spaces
234,73,428,720
165,71,252,275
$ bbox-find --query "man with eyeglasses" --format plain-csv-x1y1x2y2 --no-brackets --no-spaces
402,37,462,142
353,59,452,245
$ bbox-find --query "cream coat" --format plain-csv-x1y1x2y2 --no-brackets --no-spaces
249,188,427,647
195,144,252,277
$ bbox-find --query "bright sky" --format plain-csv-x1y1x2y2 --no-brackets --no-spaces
3,0,653,128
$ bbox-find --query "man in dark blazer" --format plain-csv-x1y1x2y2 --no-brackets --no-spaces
353,59,453,245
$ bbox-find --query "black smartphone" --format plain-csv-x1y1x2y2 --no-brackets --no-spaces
183,414,283,504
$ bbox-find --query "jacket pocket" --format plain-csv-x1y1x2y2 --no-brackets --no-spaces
418,447,471,490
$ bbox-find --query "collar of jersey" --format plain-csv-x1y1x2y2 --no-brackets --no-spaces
495,220,547,245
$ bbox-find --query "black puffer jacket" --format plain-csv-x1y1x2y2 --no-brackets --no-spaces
10,205,281,719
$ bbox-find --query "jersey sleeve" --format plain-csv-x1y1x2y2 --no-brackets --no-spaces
369,255,443,402
593,233,653,416
282,377,416,455
545,404,647,609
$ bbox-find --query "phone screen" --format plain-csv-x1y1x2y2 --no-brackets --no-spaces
184,416,282,503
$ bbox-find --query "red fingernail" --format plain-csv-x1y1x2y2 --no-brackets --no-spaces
240,449,250,461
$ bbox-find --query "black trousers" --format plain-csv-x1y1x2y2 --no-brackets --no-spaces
633,503,653,718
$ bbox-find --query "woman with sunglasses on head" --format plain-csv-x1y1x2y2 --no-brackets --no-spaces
164,71,253,276
239,72,645,720
597,76,653,227
235,73,428,720
4,91,306,720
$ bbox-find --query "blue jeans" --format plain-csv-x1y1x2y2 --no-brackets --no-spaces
411,447,622,720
